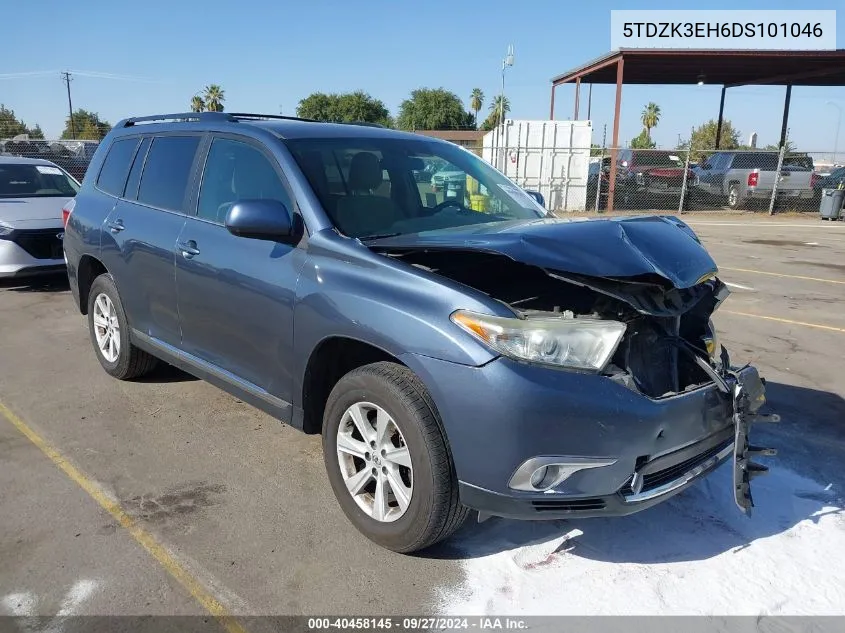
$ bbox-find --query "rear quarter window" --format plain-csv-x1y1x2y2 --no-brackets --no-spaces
732,153,779,170
96,138,141,196
136,136,201,212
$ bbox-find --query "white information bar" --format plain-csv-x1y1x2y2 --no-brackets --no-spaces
610,10,837,50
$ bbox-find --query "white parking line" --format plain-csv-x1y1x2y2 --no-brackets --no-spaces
725,282,755,291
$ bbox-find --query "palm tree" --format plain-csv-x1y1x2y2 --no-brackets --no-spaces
202,85,225,112
641,102,661,140
190,95,205,113
489,95,511,125
470,88,484,128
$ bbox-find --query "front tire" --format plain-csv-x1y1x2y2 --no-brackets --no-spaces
322,362,468,553
87,274,158,380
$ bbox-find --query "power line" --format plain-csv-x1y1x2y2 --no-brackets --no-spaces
61,71,75,139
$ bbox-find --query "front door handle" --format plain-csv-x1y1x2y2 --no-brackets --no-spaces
107,220,125,233
177,240,200,258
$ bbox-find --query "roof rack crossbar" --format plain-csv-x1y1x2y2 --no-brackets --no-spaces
122,112,231,127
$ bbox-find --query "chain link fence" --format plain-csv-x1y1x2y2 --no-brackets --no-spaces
459,142,841,215
2,130,842,216
0,136,99,183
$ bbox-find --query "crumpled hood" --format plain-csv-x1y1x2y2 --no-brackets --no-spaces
367,215,717,289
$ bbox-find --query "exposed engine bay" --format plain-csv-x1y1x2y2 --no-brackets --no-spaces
377,248,730,399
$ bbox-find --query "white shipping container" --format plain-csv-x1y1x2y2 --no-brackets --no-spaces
482,119,593,211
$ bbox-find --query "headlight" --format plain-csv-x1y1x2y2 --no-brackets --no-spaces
451,310,626,371
703,318,721,359
0,223,14,237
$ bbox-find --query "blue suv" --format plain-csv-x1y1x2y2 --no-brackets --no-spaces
63,113,774,553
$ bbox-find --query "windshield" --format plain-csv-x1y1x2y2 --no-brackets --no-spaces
0,163,80,198
286,137,545,238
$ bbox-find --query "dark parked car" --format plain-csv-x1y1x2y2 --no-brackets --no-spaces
63,112,774,552
612,149,696,208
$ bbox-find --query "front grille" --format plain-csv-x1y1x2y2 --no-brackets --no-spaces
531,498,606,513
620,438,732,495
13,229,64,260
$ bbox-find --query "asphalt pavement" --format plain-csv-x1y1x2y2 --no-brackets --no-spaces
1,216,843,626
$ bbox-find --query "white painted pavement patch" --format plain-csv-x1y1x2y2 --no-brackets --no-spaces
440,465,844,616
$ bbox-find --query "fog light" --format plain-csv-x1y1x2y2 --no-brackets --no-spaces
509,456,618,492
530,465,561,490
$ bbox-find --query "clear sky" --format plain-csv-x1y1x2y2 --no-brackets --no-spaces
2,0,843,151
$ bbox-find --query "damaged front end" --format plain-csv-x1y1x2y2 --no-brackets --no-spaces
370,230,778,515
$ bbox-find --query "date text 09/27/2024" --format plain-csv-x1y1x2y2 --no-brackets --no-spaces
307,617,528,631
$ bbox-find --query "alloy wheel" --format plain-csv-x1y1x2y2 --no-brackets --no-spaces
335,402,413,523
92,292,120,363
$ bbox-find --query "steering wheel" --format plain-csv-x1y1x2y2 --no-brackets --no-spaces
428,198,470,214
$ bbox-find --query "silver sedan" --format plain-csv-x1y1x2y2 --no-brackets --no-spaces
0,155,79,278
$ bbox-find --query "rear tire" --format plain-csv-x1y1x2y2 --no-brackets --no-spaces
322,362,468,553
87,274,158,380
727,183,745,210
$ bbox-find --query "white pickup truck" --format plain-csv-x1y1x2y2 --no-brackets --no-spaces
692,151,816,209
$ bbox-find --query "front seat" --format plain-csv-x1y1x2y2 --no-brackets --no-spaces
334,152,396,237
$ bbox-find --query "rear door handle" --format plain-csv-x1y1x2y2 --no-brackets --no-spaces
177,240,200,258
107,220,125,233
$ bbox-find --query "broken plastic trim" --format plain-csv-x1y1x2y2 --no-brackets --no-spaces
726,346,780,516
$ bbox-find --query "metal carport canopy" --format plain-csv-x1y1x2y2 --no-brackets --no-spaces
549,48,845,211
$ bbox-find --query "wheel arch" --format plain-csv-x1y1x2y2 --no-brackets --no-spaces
76,254,109,315
301,336,409,435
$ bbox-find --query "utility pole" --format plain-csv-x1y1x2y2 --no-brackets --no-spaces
61,71,75,138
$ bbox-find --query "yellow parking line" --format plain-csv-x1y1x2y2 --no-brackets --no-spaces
721,266,845,285
721,310,845,333
0,400,249,633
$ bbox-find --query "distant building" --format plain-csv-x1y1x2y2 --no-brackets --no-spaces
413,130,485,154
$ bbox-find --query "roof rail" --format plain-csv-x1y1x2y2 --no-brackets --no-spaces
120,112,321,128
346,121,386,128
122,112,230,127
227,112,317,123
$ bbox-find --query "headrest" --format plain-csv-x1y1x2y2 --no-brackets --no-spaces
347,152,382,192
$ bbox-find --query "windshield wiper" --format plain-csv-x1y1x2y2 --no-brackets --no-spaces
358,232,402,241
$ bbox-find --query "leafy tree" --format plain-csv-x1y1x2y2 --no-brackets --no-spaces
641,102,661,140
296,91,391,126
190,95,205,112
469,88,484,128
202,84,225,112
0,104,42,138
677,119,742,162
396,88,474,131
61,109,112,140
630,130,656,149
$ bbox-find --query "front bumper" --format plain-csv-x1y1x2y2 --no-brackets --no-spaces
401,352,772,521
0,239,66,278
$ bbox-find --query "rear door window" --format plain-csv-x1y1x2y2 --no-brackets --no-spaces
136,136,201,212
96,137,140,196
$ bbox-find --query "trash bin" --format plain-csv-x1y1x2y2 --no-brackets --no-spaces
819,188,845,220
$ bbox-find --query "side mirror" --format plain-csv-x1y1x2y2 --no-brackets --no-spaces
225,199,295,241
523,190,545,208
